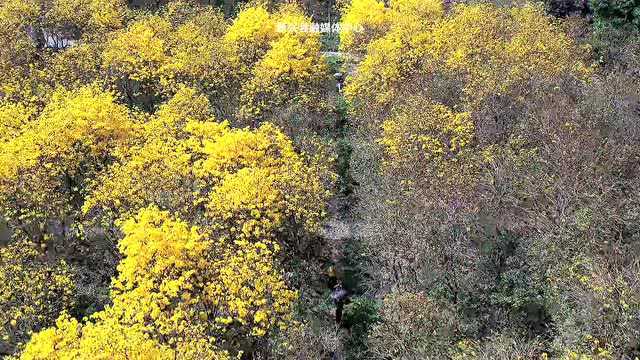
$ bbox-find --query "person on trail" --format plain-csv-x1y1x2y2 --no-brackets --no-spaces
326,265,338,289
334,72,344,93
331,281,350,325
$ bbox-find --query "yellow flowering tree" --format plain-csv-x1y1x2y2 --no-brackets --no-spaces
226,4,331,127
84,87,333,248
22,206,296,358
20,311,178,360
0,242,76,355
0,0,41,103
223,5,278,72
161,9,236,107
0,86,135,244
111,207,296,344
102,15,173,108
100,3,230,107
0,103,33,142
339,0,389,54
339,0,444,54
191,121,332,240
344,2,590,114
44,43,104,91
0,0,125,103
343,1,591,188
81,87,206,223
239,31,329,123
42,0,125,35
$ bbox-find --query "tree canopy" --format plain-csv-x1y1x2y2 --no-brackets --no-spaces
1,0,639,359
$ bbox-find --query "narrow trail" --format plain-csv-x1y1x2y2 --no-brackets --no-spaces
319,197,353,360
322,62,356,292
320,51,356,271
323,210,353,268
318,52,363,358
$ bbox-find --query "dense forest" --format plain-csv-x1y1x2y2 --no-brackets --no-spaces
0,0,639,359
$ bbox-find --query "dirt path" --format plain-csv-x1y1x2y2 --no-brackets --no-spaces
321,197,353,264
317,50,362,357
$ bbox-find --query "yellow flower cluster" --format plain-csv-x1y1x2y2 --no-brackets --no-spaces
239,31,328,120
192,121,330,237
162,12,234,96
426,4,591,104
231,5,329,122
103,16,172,83
43,0,125,32
0,85,134,179
377,98,479,192
380,101,473,168
339,0,388,54
109,206,295,342
100,6,234,106
0,242,76,354
20,310,179,360
223,5,277,65
339,0,443,54
0,0,125,102
0,102,32,141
